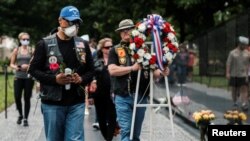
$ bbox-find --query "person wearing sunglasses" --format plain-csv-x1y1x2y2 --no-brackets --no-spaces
10,32,34,127
28,6,94,141
88,37,117,141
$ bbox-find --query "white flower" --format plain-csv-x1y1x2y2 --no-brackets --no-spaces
142,60,149,66
173,53,177,58
172,42,179,48
138,23,147,32
165,52,173,61
150,64,157,69
129,43,136,50
139,33,146,41
137,49,145,57
131,58,135,63
137,57,143,63
131,30,140,37
144,53,152,60
163,46,169,52
130,50,134,55
167,32,175,41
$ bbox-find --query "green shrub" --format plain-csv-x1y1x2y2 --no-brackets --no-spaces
0,74,14,112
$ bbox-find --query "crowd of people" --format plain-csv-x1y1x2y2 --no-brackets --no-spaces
7,4,250,141
9,5,169,141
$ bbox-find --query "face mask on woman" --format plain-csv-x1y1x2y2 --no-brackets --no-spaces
63,25,77,37
20,39,30,46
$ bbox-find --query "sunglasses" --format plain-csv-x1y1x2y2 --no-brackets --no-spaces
21,39,30,41
63,18,81,26
103,46,112,49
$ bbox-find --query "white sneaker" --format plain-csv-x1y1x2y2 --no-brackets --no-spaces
92,122,99,130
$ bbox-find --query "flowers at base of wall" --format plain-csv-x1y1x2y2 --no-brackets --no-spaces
192,110,215,126
223,110,247,125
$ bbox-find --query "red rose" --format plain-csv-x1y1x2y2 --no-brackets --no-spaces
133,53,139,60
49,63,60,71
167,43,179,53
163,23,176,35
134,37,144,48
149,55,157,64
163,37,171,43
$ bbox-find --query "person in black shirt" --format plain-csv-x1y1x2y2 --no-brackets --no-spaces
28,6,94,141
89,38,117,141
108,19,169,141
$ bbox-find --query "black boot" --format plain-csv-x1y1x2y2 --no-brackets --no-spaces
17,116,23,125
23,119,28,127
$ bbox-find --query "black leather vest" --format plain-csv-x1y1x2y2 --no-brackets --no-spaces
40,34,86,101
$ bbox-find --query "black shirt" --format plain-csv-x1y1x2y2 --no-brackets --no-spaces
29,35,94,105
108,44,150,96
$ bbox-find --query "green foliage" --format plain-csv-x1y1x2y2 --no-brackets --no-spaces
0,0,250,43
0,74,14,112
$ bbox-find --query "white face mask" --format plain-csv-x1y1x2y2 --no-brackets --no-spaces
20,40,30,46
63,25,77,37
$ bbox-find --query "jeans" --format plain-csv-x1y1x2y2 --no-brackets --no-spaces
41,103,85,141
115,94,147,141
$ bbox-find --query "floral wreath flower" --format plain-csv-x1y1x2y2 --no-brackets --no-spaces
129,14,179,70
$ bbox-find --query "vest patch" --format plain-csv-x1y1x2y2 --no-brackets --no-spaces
48,56,58,64
116,47,126,65
76,41,85,48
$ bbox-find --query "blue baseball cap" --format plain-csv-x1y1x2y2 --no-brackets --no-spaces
59,6,82,22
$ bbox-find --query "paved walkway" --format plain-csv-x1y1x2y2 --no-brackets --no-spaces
0,94,44,141
3,81,248,141
0,80,250,141
0,88,198,141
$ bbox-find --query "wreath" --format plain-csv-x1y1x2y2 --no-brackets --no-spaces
129,14,179,70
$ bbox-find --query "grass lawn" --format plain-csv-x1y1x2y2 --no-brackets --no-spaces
192,66,228,89
0,74,15,112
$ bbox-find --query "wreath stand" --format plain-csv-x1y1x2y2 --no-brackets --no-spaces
130,42,175,140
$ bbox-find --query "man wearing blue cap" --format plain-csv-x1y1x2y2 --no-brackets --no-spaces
28,6,94,141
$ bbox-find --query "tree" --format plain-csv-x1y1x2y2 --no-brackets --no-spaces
0,0,249,44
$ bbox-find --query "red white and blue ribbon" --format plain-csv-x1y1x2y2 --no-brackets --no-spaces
146,14,165,71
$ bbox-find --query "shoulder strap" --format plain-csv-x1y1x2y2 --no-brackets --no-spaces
43,34,63,63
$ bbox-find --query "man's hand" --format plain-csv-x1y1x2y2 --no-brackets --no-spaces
56,73,71,85
71,73,82,84
161,67,170,76
131,63,141,71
